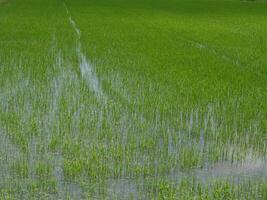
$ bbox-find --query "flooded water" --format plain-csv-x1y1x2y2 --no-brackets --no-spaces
106,157,266,199
173,159,267,184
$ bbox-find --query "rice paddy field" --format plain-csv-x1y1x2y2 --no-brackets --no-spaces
0,0,267,199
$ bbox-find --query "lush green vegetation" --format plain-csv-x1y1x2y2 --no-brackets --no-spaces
0,0,266,199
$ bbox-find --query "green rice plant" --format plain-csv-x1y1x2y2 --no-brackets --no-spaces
0,0,266,199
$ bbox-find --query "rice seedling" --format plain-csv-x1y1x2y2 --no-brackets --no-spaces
0,0,266,199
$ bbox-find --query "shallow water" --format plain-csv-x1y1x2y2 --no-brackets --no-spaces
105,157,266,199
